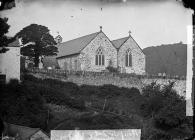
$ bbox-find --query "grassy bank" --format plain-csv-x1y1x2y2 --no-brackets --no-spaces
0,74,193,140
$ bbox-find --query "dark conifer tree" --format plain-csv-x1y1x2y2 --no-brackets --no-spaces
15,24,58,67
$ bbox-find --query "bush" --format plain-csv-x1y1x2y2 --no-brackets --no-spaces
78,85,100,99
58,113,141,130
106,66,118,73
22,74,39,82
38,84,85,110
122,87,141,99
99,84,121,98
22,74,85,110
20,74,192,139
140,82,193,139
142,81,161,98
0,80,48,130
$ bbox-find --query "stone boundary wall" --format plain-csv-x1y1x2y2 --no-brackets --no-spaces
28,68,186,80
27,68,186,97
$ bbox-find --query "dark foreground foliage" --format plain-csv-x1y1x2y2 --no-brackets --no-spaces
0,75,193,139
0,79,48,129
140,82,193,140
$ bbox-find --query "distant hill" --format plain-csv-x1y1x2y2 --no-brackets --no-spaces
143,42,187,76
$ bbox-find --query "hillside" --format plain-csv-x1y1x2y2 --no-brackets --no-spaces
0,74,192,139
143,42,187,76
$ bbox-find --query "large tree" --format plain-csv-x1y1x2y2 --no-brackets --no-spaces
15,24,58,67
0,17,10,53
0,0,15,10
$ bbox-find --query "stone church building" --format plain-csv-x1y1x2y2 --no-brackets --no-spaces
56,27,145,75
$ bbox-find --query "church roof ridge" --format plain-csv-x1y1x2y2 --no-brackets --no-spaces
112,36,129,49
112,36,129,42
112,35,145,54
56,31,100,58
59,31,100,45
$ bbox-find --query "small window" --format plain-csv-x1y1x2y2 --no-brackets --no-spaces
95,47,105,66
125,49,132,67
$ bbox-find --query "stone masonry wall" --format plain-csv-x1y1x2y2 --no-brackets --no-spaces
141,78,186,96
118,36,145,75
79,32,117,71
67,75,185,96
29,69,186,97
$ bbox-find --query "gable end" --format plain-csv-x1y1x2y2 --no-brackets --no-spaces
129,35,145,55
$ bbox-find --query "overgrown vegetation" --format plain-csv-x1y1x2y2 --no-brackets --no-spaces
0,79,48,129
0,75,193,139
0,16,15,53
106,66,118,73
140,82,193,140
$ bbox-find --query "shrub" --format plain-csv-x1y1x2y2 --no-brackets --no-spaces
129,87,140,94
98,84,121,98
7,79,20,88
38,84,85,110
154,99,186,129
22,74,39,82
142,81,161,98
19,74,192,139
21,74,86,110
140,95,164,118
106,66,118,73
140,82,193,139
78,85,100,99
0,80,48,130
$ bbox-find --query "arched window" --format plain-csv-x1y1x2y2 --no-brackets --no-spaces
95,47,105,66
125,49,132,67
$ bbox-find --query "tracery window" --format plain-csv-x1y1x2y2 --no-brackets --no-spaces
95,47,105,66
125,49,132,67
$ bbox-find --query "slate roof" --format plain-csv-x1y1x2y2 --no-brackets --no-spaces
57,32,100,58
112,36,145,54
0,38,20,52
56,32,144,59
112,37,129,49
7,39,20,47
4,123,41,140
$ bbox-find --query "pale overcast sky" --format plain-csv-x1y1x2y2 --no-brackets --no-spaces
0,0,193,48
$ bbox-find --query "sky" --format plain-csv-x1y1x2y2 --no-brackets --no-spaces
0,0,193,49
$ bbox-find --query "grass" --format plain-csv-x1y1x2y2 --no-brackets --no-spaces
2,73,191,140
21,74,144,130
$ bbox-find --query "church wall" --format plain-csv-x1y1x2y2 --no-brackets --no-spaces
118,37,145,75
79,32,117,72
57,54,81,71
